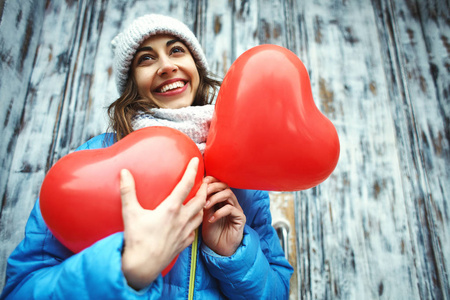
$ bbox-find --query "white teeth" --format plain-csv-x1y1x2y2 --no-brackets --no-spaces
159,81,185,93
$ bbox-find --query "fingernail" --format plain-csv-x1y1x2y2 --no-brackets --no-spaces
204,200,210,208
209,216,215,223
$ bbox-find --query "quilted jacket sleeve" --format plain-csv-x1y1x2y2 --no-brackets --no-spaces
0,200,163,300
200,189,293,299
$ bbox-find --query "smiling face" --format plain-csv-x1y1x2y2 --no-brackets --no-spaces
131,34,200,109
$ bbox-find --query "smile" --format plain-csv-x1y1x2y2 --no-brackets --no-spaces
157,80,186,93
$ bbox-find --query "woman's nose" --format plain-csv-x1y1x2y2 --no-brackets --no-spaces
157,56,178,76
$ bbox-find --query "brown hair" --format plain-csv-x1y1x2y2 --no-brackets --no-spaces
108,61,221,141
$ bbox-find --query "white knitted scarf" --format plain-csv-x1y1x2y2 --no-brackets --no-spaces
131,105,215,154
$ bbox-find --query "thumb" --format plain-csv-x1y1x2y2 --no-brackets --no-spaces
120,169,142,217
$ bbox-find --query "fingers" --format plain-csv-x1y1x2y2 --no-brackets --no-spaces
187,210,203,235
184,182,207,214
179,183,206,245
205,180,230,197
121,158,205,240
202,180,244,224
204,179,230,209
207,204,246,224
167,157,199,205
181,230,198,250
204,186,238,210
203,176,218,184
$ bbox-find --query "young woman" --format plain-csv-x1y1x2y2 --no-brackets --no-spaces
1,14,293,299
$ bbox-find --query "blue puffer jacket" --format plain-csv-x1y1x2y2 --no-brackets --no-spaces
1,133,293,299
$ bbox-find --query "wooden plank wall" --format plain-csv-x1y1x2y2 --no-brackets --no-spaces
0,0,448,299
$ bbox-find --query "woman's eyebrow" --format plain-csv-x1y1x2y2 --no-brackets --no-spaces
135,46,153,54
167,39,182,46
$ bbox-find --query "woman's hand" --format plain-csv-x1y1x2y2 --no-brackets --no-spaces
120,157,207,290
201,176,246,256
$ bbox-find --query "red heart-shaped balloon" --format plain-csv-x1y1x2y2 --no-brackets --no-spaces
40,127,203,275
204,44,340,191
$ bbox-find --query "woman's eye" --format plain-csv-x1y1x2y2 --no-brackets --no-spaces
171,46,185,55
137,54,154,65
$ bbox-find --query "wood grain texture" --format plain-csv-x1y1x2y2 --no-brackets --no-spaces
0,0,448,298
294,1,414,298
0,0,47,289
372,0,449,298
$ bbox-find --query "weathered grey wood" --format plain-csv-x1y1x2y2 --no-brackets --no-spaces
0,0,45,214
0,0,47,290
401,0,450,295
0,0,448,299
372,0,450,298
292,0,449,299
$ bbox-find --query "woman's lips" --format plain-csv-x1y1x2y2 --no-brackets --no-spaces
154,80,189,96
158,80,186,93
155,78,187,92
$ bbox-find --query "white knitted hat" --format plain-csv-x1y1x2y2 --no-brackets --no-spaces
111,14,208,94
